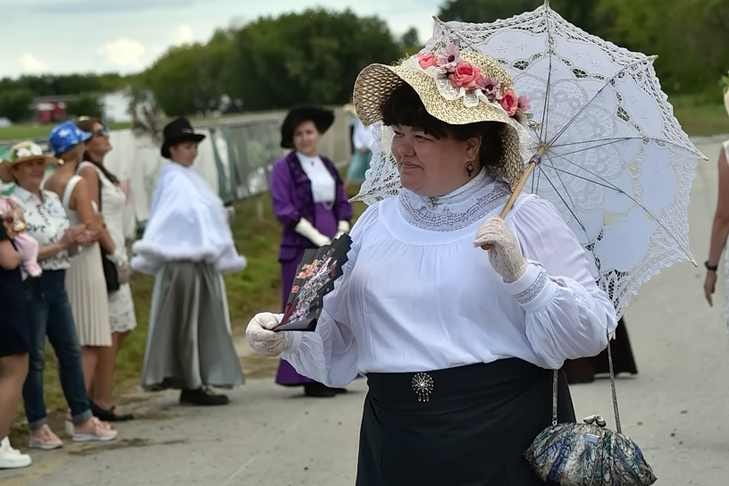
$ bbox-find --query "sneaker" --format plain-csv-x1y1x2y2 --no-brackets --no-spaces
28,425,63,450
0,438,21,456
0,439,31,469
179,388,230,406
69,417,118,443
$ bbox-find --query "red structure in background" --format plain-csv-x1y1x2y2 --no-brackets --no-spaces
33,97,68,124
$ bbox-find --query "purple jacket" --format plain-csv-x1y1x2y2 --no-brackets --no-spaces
271,151,352,261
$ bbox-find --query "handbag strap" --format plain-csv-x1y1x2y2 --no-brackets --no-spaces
552,327,622,433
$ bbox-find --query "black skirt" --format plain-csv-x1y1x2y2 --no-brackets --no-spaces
357,358,575,486
0,263,31,357
563,318,638,384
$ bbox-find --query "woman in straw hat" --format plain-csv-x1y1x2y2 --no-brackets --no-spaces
702,82,729,308
271,106,352,397
3,141,117,450
247,45,617,484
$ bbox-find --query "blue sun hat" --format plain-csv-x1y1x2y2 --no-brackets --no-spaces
48,120,91,156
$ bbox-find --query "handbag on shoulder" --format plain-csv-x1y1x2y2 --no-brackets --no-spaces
95,168,120,293
525,330,657,486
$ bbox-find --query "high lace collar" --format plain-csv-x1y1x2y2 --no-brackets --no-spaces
398,169,511,231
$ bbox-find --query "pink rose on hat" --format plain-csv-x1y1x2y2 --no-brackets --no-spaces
417,53,438,69
449,62,483,90
500,89,519,116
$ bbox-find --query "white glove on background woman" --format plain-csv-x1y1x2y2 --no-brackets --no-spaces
295,218,331,247
473,216,527,283
335,220,350,238
246,313,292,356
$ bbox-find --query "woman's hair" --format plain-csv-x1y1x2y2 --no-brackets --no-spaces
76,117,120,185
381,83,507,173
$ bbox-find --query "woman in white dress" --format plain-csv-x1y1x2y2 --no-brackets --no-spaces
703,88,729,306
247,47,617,484
44,121,115,396
77,117,136,421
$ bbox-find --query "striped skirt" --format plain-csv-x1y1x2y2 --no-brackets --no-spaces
141,261,244,391
65,242,111,347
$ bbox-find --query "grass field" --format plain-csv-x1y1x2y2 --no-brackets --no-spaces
1,96,727,144
0,122,132,143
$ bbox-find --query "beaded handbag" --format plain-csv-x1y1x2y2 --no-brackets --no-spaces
525,331,657,486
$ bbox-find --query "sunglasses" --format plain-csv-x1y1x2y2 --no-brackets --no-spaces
92,127,110,138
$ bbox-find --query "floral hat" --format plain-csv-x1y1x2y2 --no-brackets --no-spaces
2,141,54,167
353,43,530,185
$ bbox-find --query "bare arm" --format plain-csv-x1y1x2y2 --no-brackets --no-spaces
704,149,729,305
71,177,116,254
0,239,21,270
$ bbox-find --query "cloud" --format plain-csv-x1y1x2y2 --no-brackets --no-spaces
98,38,146,69
24,0,197,15
18,53,48,73
174,24,194,45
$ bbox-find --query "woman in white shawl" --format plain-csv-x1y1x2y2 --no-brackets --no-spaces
132,117,246,406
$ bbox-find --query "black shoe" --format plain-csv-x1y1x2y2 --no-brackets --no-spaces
90,401,135,421
303,383,337,398
179,388,230,406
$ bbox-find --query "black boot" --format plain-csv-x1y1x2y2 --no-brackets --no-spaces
179,388,230,406
303,383,337,398
91,401,135,421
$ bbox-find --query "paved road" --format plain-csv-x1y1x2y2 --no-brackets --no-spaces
2,137,728,486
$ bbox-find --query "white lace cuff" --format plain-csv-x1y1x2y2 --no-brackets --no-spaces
504,262,557,311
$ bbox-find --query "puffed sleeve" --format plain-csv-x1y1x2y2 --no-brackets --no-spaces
281,204,378,386
271,158,301,227
504,195,618,369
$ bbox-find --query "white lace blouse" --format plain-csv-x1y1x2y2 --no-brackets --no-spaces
282,170,618,386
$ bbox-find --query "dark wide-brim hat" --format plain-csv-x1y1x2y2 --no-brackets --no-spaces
280,106,335,149
160,117,206,159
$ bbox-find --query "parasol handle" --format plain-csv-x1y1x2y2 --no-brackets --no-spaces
498,155,539,219
481,152,541,251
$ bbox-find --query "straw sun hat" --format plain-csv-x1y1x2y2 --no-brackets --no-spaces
353,44,531,186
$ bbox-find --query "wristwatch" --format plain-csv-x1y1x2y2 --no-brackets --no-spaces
705,260,719,272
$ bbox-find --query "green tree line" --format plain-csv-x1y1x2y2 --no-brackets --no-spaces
1,2,727,121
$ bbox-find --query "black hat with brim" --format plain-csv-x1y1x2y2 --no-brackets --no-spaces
161,116,206,159
280,106,335,149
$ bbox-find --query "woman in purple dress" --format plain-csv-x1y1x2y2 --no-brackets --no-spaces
271,106,353,397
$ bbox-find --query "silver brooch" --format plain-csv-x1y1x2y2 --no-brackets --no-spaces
411,372,435,403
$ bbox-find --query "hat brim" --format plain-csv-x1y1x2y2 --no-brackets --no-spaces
280,107,335,149
160,133,206,159
3,154,56,167
353,62,525,186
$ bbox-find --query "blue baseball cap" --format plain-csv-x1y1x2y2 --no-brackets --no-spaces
48,121,92,156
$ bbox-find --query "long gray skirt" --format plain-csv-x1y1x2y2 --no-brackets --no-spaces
141,261,244,391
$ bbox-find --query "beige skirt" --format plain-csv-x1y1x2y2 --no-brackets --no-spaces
65,243,111,346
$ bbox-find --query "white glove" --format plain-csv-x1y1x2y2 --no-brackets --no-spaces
245,312,292,356
473,216,527,283
295,218,331,247
335,220,350,238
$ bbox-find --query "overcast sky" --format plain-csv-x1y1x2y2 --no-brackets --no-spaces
0,0,441,79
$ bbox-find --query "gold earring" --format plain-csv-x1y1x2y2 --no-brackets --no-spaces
466,161,475,178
